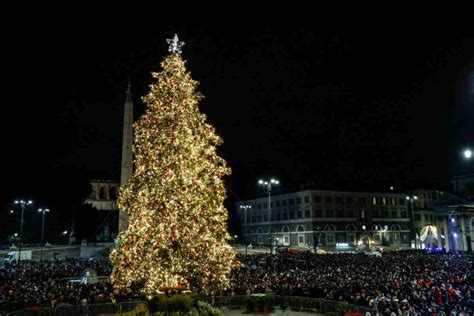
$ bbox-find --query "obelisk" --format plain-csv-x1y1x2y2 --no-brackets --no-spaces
118,79,133,232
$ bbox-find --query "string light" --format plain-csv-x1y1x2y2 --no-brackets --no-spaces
110,50,237,297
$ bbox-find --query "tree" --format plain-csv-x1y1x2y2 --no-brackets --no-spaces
110,37,236,297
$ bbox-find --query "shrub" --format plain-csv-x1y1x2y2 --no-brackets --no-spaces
263,293,276,309
245,296,256,311
167,295,193,313
148,294,167,313
196,301,226,316
245,294,275,313
148,294,226,315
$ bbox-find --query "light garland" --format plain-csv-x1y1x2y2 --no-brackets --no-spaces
110,49,237,297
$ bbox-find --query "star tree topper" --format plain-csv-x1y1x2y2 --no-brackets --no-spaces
166,34,185,53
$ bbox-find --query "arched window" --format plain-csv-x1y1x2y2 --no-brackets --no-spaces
297,225,305,232
99,187,106,200
269,227,276,233
256,228,263,234
390,224,401,231
324,224,336,231
282,226,290,233
346,224,357,231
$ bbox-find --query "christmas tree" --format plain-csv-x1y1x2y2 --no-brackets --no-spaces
110,35,236,297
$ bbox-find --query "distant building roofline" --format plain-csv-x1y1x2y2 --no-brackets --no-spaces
238,188,439,203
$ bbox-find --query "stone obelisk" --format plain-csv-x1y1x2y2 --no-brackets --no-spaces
118,79,133,232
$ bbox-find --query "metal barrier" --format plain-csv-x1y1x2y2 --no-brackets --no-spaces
206,295,379,315
5,296,378,315
283,297,378,315
6,301,147,316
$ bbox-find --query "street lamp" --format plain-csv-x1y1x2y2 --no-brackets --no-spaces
381,225,388,246
239,205,251,256
406,196,418,249
13,199,33,263
233,234,238,248
314,226,321,253
258,178,279,255
239,204,251,226
38,208,50,262
358,225,367,251
463,149,472,159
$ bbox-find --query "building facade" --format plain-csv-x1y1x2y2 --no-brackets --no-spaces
409,189,445,247
433,192,474,252
84,179,119,241
85,179,119,211
237,190,418,251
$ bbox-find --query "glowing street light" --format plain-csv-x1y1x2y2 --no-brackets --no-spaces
12,199,34,263
406,195,418,249
239,204,251,224
463,149,472,159
38,208,50,262
258,178,280,255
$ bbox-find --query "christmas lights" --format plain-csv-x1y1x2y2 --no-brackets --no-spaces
110,48,236,297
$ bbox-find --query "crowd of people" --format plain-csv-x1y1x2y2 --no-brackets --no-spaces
1,251,472,315
0,258,113,311
230,251,473,315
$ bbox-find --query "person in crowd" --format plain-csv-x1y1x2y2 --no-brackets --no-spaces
229,251,473,315
1,251,472,315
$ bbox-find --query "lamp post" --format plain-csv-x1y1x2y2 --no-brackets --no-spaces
258,178,279,255
314,226,321,253
13,200,33,264
239,204,251,256
359,225,367,251
406,196,418,249
38,208,50,262
233,234,238,248
381,225,388,246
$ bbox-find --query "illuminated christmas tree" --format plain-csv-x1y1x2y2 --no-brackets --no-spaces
110,35,236,297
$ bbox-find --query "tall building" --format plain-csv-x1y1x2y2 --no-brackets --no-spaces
237,189,416,251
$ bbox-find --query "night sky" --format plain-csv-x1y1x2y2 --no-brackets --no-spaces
2,23,473,239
